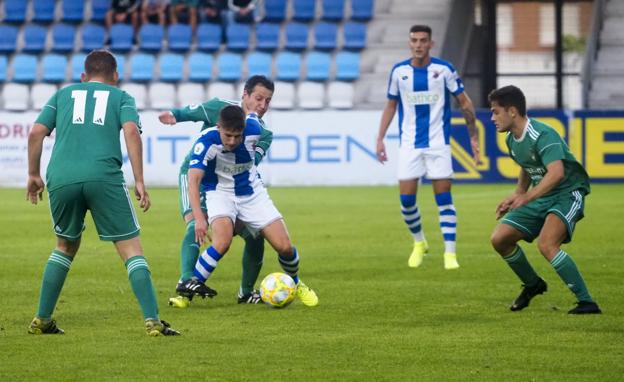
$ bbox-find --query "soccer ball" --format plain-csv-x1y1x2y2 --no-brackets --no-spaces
260,272,297,308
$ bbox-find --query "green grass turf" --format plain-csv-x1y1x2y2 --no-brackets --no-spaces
0,185,622,381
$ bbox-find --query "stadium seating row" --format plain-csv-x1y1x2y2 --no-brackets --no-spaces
2,0,373,25
0,51,360,83
0,21,367,53
2,0,109,24
1,81,354,111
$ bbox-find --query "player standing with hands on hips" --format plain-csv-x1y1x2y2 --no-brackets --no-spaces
376,25,480,269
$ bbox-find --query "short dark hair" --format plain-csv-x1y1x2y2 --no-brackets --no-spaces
409,25,432,38
244,75,275,95
488,85,527,117
218,105,246,131
84,50,117,80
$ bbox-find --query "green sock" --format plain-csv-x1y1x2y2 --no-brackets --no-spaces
240,230,264,296
550,250,593,302
502,246,540,286
180,220,200,281
37,250,73,319
125,256,159,321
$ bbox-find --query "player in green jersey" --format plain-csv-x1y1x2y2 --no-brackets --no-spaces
158,75,274,307
488,85,601,314
26,50,180,336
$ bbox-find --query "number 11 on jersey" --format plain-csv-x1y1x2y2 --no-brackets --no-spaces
71,90,110,126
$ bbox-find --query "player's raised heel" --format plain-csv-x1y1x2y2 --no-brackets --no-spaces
168,295,191,308
296,281,319,307
408,240,428,268
510,277,548,311
444,252,460,270
28,317,64,335
145,319,181,336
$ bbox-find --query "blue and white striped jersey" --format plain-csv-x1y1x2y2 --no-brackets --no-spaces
189,114,263,196
387,57,464,149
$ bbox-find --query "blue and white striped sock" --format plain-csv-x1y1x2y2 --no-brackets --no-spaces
435,192,457,253
400,194,425,242
278,247,300,284
193,246,223,283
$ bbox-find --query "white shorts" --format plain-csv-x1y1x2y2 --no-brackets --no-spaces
397,145,454,181
205,188,282,236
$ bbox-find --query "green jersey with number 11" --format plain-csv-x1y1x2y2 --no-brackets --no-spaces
35,81,141,192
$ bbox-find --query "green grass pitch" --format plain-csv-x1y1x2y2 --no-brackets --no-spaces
1,185,622,381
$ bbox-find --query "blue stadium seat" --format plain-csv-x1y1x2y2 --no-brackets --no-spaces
81,24,106,52
3,0,27,23
32,0,57,24
263,0,287,22
71,53,87,81
247,51,272,78
12,54,38,83
116,54,126,81
110,23,134,52
52,24,76,53
23,25,48,54
130,53,155,82
0,25,18,53
226,23,251,51
351,0,374,21
140,24,164,51
322,0,345,21
305,51,331,81
42,54,68,83
217,52,242,81
197,23,222,52
293,0,315,22
285,22,309,51
0,56,7,82
314,22,337,50
91,0,111,23
343,22,367,50
255,23,280,51
62,0,85,23
188,52,213,82
159,53,184,82
335,51,360,81
168,24,192,52
276,51,302,81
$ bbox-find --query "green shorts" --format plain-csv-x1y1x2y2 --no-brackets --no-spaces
178,171,206,218
501,189,586,244
48,182,140,242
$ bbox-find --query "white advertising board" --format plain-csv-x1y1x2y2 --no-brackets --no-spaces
0,110,400,187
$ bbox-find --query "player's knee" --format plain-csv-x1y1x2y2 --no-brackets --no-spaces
212,238,232,255
537,239,559,259
490,231,512,255
56,240,79,256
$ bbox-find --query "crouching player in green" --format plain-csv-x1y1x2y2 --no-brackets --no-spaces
158,75,274,307
488,85,601,314
26,50,180,336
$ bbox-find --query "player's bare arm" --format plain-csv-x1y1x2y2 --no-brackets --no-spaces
376,99,398,163
456,92,481,165
188,168,208,246
26,123,50,204
510,160,564,210
122,121,150,212
496,169,531,219
158,111,177,125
